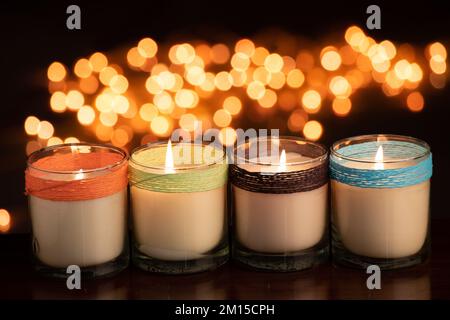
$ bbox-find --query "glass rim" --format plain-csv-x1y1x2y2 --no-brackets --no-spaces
331,134,431,164
234,136,328,166
129,140,226,171
27,143,128,175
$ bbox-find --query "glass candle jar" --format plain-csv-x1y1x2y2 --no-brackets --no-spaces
129,141,228,274
230,137,329,271
330,134,432,270
25,143,129,278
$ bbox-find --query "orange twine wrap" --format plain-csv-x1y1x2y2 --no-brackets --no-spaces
25,152,128,201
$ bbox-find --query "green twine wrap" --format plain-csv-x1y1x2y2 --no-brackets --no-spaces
129,143,228,193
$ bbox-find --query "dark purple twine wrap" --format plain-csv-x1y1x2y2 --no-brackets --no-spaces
230,161,328,194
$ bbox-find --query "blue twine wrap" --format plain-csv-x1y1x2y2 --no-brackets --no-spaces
330,141,432,188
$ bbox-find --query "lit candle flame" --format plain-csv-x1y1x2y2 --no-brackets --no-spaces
165,140,176,174
278,149,287,172
74,169,85,180
374,145,384,170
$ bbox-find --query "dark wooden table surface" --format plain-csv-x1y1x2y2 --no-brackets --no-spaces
1,214,449,300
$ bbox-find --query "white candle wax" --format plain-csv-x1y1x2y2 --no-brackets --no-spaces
131,186,225,261
234,152,328,253
30,190,127,268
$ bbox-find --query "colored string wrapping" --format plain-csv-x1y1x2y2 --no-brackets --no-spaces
129,144,228,193
25,152,128,201
230,161,328,194
330,141,432,188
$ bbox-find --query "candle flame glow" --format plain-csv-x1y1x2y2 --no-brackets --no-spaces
374,145,384,170
74,169,85,180
278,149,287,172
165,140,176,174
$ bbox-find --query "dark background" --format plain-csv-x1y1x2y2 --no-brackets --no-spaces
0,0,449,216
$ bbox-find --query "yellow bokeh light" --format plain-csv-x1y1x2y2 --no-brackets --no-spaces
321,47,342,71
50,91,67,113
385,70,404,89
329,76,352,98
264,53,284,73
175,89,198,108
0,209,11,230
145,76,164,95
195,44,211,65
247,81,266,99
37,121,54,140
65,90,84,110
253,66,271,84
200,72,216,91
186,66,206,86
301,90,321,113
64,137,80,144
99,66,118,86
74,58,93,78
428,42,447,60
223,96,242,115
268,72,285,89
24,116,40,135
406,91,424,112
231,52,250,71
219,127,237,146
138,37,158,58
47,136,63,147
282,56,296,74
109,75,129,94
332,98,352,116
179,113,198,132
214,71,233,91
112,95,130,114
77,105,96,126
79,75,99,94
139,103,158,122
175,43,196,64
345,26,364,44
379,40,397,60
258,89,277,108
153,91,174,113
127,47,146,68
430,57,447,74
47,62,66,82
89,52,108,72
95,124,113,142
99,111,118,127
151,116,171,136
230,69,247,87
303,120,323,141
251,47,269,66
286,69,305,88
409,63,423,82
213,109,232,127
235,39,255,57
394,59,413,80
111,128,129,147
210,43,230,64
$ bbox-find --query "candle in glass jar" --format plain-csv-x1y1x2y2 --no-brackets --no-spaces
129,141,228,274
25,143,128,277
231,137,329,271
330,135,432,269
